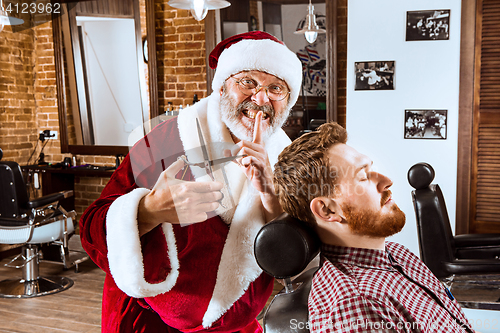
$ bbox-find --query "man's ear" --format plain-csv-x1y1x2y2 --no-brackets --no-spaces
310,197,343,223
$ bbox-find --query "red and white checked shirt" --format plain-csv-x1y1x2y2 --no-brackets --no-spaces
308,242,474,333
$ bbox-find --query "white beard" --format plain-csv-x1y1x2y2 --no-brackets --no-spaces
219,90,290,142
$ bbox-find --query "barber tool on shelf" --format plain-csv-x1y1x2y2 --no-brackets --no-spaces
35,130,56,166
178,118,246,208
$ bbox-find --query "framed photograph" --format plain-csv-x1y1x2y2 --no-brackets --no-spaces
406,10,450,41
404,110,447,139
354,61,395,91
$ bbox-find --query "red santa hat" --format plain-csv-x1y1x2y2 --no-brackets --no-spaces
209,31,302,107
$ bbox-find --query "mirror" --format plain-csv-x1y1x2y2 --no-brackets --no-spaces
204,0,336,123
53,0,158,156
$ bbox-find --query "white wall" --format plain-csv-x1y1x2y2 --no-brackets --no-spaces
346,0,462,255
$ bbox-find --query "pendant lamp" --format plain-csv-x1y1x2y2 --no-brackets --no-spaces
168,0,231,21
294,0,325,44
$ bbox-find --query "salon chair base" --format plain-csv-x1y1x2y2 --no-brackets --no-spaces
263,267,319,333
0,245,75,298
0,276,73,298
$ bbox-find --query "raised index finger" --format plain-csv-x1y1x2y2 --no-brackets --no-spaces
252,111,263,144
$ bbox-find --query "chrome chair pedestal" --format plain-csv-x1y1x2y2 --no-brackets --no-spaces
0,245,74,298
0,276,74,298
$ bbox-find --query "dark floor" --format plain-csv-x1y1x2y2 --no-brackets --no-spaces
0,237,282,333
0,237,104,333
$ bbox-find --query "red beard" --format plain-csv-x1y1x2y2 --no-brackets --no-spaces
342,191,406,238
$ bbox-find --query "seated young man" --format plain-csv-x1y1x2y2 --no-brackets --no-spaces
273,122,475,333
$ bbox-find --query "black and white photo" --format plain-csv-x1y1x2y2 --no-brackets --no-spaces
354,61,395,91
404,110,447,139
406,10,450,41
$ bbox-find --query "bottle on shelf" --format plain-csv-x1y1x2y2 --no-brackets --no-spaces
166,102,173,116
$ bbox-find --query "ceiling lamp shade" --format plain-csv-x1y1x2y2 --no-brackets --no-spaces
0,0,24,32
168,0,231,21
294,0,326,44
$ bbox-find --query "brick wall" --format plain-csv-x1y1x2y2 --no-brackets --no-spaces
156,0,207,113
0,1,37,164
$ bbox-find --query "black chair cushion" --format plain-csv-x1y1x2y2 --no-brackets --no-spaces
444,259,500,275
254,213,320,279
0,217,30,227
0,161,31,216
454,233,500,247
27,192,65,209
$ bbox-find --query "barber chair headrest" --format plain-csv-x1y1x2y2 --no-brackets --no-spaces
408,162,435,190
0,148,3,161
254,213,320,279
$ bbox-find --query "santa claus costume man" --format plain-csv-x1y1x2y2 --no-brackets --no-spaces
80,31,303,332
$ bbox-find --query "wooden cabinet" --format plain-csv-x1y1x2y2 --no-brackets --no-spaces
22,166,114,212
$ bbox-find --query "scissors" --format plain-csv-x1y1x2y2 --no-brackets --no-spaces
178,118,245,207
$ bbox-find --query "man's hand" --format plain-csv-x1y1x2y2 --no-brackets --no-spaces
137,158,223,236
227,111,283,221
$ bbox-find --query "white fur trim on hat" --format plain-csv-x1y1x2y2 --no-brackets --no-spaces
211,39,303,107
106,188,180,298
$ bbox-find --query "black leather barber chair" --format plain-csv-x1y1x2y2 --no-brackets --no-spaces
0,148,89,297
254,213,321,333
408,162,500,286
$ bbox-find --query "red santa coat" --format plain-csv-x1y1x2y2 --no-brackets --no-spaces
80,94,291,332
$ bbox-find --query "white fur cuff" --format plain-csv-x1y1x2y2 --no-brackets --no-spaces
106,188,180,298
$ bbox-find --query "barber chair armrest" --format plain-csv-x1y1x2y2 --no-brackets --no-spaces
27,190,73,209
454,233,500,248
444,259,500,276
456,246,500,260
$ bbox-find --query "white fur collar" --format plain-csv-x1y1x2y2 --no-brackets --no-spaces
177,92,290,327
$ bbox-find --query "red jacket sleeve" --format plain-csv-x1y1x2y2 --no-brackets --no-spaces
79,118,185,274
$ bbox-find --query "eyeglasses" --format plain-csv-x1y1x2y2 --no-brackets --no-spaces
231,76,290,101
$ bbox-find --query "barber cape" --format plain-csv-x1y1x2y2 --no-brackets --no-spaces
105,92,291,328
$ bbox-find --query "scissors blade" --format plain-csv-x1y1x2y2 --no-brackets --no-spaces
210,155,247,166
196,118,214,180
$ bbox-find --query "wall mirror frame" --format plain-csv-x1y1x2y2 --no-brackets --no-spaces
203,0,337,123
52,0,158,156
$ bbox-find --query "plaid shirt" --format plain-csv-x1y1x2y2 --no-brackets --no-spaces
308,242,474,333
